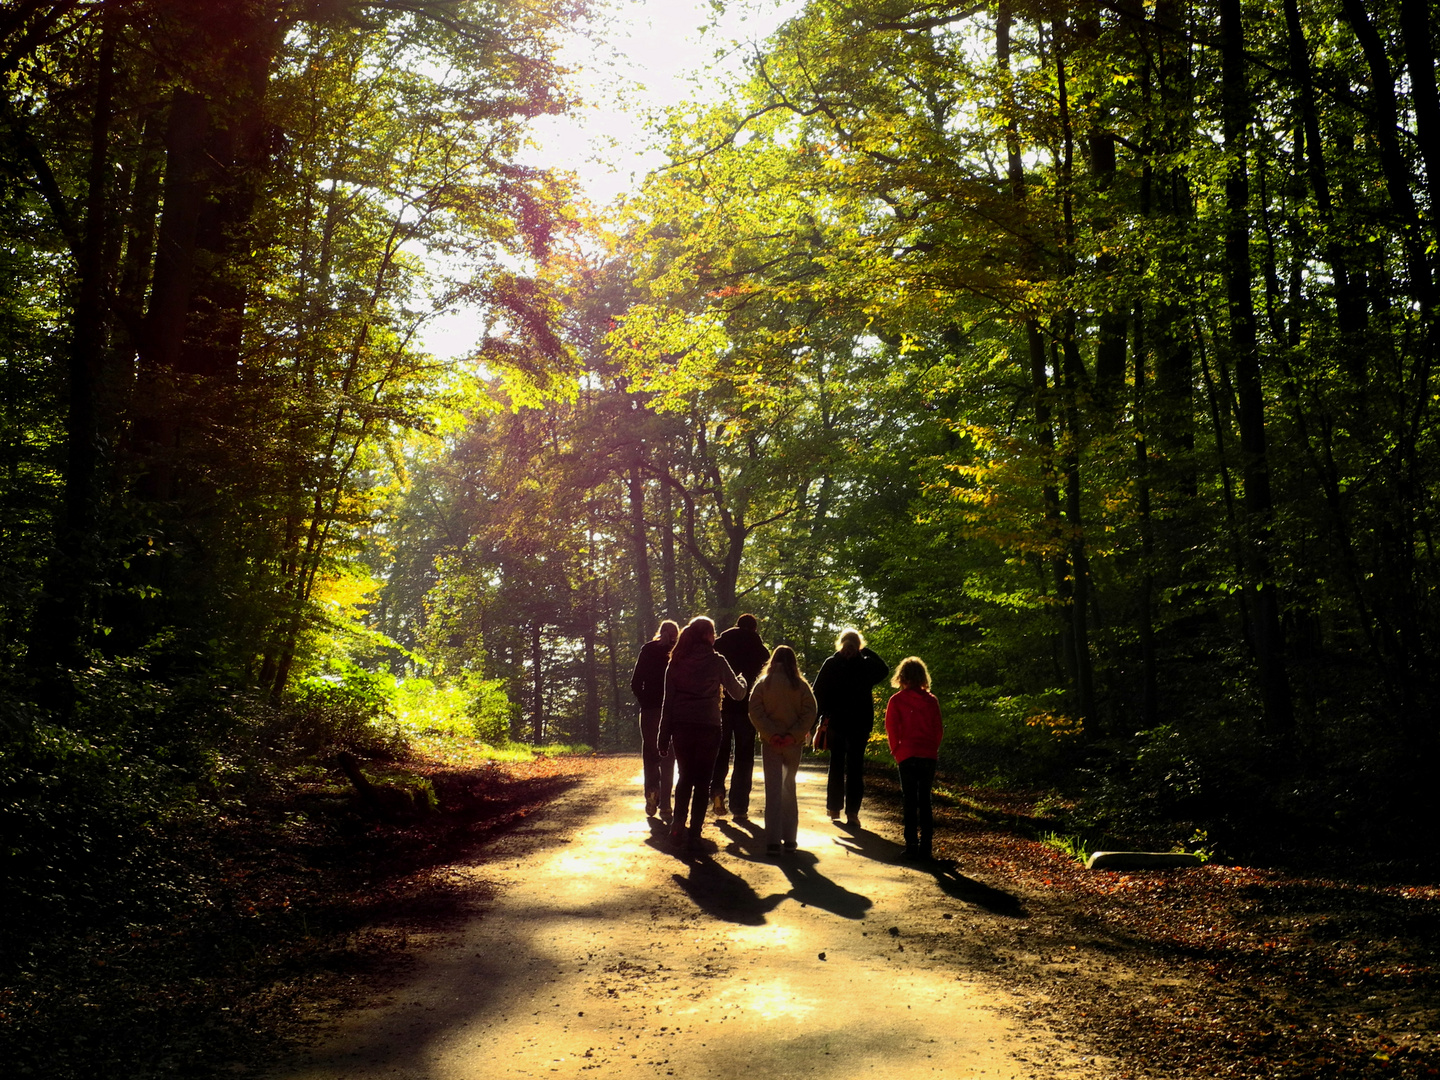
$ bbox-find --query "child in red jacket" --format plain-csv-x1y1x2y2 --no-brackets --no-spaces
884,656,943,860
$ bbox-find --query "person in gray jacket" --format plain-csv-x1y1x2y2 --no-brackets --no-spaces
659,616,747,852
748,645,817,855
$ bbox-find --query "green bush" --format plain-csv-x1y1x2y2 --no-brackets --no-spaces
394,672,514,746
936,686,1079,784
284,661,405,758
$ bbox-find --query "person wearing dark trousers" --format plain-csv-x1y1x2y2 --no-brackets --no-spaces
812,628,888,827
884,656,944,860
631,619,679,821
711,613,770,820
658,616,747,852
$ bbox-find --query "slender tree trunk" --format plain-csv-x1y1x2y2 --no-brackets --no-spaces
530,620,545,744
1152,0,1197,496
1134,301,1158,727
1221,0,1293,735
583,622,600,748
1398,0,1440,232
1078,1,1128,395
29,5,118,685
628,460,655,640
1054,23,1098,722
1000,3,1068,685
659,467,679,618
1282,0,1367,377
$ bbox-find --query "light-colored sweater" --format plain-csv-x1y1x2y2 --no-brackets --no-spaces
748,673,818,746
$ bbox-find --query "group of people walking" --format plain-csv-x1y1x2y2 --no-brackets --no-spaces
631,614,944,860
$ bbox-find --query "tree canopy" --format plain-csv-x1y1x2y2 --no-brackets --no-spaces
3,0,1439,900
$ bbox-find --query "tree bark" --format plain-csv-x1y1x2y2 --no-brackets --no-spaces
1221,0,1293,735
628,460,655,642
28,2,119,686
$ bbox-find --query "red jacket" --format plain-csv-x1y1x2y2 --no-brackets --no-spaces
884,687,943,762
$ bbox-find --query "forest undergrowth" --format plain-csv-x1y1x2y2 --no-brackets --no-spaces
0,742,628,1080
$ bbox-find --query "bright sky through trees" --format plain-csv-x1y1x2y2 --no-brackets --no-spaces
416,0,801,360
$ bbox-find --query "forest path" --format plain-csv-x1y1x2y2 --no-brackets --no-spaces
269,756,1105,1080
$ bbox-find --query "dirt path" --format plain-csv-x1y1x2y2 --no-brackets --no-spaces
268,757,1107,1080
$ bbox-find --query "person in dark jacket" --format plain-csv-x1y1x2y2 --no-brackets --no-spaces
812,628,888,827
631,619,679,821
658,616,746,852
710,613,770,820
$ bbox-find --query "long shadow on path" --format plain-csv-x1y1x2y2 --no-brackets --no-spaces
672,856,786,925
835,827,1028,918
711,819,873,921
775,849,873,919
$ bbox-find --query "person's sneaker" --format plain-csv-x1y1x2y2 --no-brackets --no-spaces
731,809,749,823
782,841,797,855
845,812,861,827
711,792,726,816
645,790,659,817
827,806,841,821
766,843,783,856
659,803,673,823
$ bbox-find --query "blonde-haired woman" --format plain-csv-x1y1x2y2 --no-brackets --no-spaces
812,628,888,826
748,645,816,856
884,656,944,860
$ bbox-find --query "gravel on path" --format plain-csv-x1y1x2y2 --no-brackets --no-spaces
268,756,1107,1080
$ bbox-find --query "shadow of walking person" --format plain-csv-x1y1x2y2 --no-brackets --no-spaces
673,859,785,926
924,860,1028,918
775,850,872,921
831,831,1027,918
715,817,765,858
833,828,908,863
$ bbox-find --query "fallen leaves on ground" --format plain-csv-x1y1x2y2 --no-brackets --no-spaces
892,773,1440,1080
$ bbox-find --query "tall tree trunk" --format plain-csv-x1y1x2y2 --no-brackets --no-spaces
29,4,118,687
583,622,600,748
659,464,679,618
1282,0,1367,378
1151,0,1197,497
530,620,545,744
1000,2,1068,685
1077,0,1128,395
1054,22,1098,722
1134,301,1158,727
627,460,655,641
1221,0,1293,735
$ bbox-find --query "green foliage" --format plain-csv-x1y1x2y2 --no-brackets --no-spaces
1041,832,1093,865
286,661,406,759
395,674,514,746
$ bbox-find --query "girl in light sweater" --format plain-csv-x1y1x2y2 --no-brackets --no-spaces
883,656,943,861
748,646,817,856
